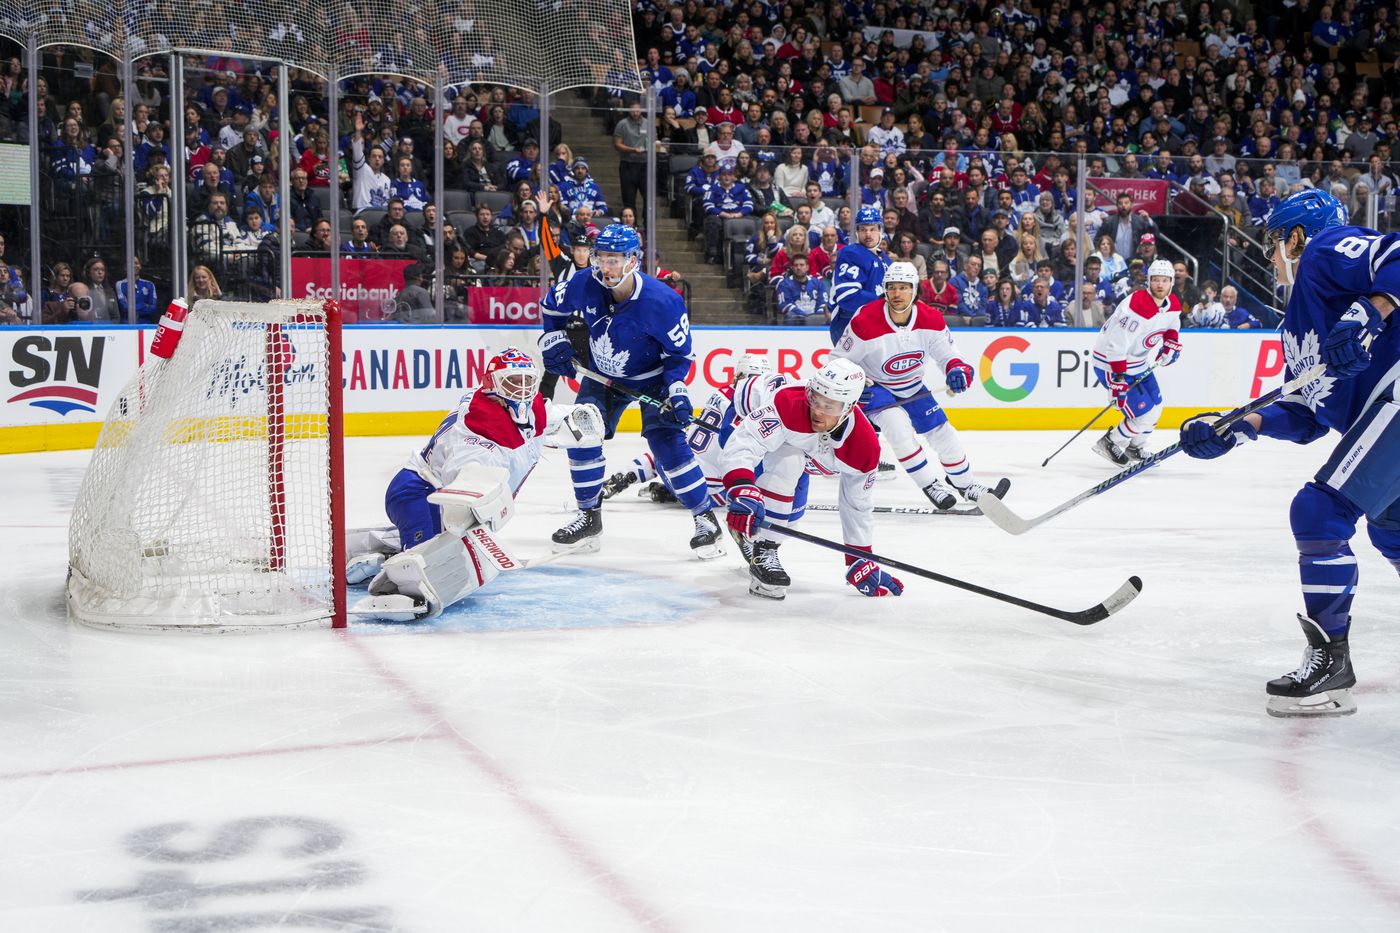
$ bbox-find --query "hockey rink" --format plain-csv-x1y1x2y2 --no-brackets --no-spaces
5,429,1400,932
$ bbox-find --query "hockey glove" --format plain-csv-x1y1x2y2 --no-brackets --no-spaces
538,330,576,377
945,358,974,394
846,558,904,597
662,381,693,426
725,483,766,537
1179,412,1258,459
1106,372,1131,411
1322,298,1385,379
1157,329,1182,366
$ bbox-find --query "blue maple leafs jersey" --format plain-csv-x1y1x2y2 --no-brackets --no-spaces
828,243,890,343
1273,225,1400,436
541,271,694,388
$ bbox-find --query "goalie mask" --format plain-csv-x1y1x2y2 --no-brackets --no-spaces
483,347,540,424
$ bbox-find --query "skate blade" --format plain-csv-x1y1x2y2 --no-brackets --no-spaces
1091,444,1129,467
748,579,787,600
1266,689,1357,718
691,541,726,561
552,537,602,555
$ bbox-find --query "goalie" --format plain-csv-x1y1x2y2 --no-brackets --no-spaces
346,347,603,622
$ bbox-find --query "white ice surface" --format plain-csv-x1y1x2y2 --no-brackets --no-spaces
4,430,1400,932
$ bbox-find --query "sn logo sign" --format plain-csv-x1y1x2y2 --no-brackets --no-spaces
7,335,107,416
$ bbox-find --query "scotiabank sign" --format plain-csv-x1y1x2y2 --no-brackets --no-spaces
1087,178,1170,215
466,287,541,324
292,257,414,323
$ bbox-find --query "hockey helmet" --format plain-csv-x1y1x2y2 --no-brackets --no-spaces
483,346,540,422
591,223,643,288
1147,259,1174,281
733,352,773,380
883,261,921,288
855,205,884,228
1264,189,1347,243
807,357,866,420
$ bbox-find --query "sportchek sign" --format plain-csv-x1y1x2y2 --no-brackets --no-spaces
1086,178,1171,215
1,325,1292,451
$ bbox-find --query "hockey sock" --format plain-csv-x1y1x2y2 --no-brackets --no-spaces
633,453,657,483
922,422,973,487
1297,539,1358,638
568,444,607,510
895,443,942,488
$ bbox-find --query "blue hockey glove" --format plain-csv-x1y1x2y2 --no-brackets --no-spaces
945,357,973,394
1179,412,1258,459
1157,329,1182,366
1322,298,1385,379
725,483,766,537
663,381,693,425
538,330,576,377
846,558,904,597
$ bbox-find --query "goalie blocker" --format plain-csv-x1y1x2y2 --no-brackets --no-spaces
346,347,603,621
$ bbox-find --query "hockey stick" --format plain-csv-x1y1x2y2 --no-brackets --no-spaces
574,364,721,435
1039,361,1163,467
978,360,1329,535
862,388,933,416
766,524,1142,624
803,503,984,516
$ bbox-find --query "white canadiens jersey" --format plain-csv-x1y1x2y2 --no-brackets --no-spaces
720,384,881,549
406,389,554,494
687,373,791,487
1091,288,1183,376
832,297,962,396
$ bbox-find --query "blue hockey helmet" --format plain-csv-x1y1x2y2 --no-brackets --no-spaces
591,223,642,288
1263,189,1347,243
855,205,884,228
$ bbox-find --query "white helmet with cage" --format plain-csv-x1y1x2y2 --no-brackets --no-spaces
482,347,540,423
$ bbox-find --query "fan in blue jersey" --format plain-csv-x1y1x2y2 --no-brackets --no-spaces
537,223,726,559
1179,189,1399,718
828,205,891,343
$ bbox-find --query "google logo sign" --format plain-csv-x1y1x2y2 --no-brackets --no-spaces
979,335,1040,402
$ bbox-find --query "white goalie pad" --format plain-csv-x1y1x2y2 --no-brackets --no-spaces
429,464,514,532
345,526,402,584
356,527,503,620
347,593,429,623
547,403,605,448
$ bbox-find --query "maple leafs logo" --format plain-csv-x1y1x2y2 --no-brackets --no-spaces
591,330,631,377
1282,327,1335,411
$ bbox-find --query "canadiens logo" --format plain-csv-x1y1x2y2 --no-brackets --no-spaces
7,335,106,416
804,455,837,476
882,351,924,377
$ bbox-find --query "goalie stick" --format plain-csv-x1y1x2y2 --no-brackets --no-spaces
574,365,721,435
978,360,1330,535
767,524,1141,624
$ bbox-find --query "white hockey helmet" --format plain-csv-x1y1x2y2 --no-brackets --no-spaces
807,357,866,419
1147,259,1175,281
883,261,921,289
733,352,773,380
483,346,540,422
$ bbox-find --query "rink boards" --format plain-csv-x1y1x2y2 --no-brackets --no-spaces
1,325,1288,453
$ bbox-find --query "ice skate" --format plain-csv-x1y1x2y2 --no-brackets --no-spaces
1092,430,1130,466
949,475,1011,503
1266,614,1357,718
727,528,755,565
748,540,790,599
642,481,678,504
600,470,640,500
552,508,602,554
690,510,725,560
920,478,958,510
1124,442,1148,463
876,460,898,482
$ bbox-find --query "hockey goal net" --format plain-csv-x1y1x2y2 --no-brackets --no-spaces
67,299,346,631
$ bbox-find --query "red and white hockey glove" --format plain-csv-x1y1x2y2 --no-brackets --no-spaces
725,483,766,537
1106,368,1130,411
1157,329,1182,366
846,558,904,597
944,358,974,394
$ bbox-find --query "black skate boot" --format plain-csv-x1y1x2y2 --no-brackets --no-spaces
876,460,898,482
1092,430,1130,466
600,470,639,500
689,510,725,560
1123,441,1148,463
1266,614,1357,718
644,481,679,504
748,540,790,599
552,508,602,554
948,475,1011,503
921,478,958,510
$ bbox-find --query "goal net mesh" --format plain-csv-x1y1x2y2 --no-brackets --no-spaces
68,299,337,631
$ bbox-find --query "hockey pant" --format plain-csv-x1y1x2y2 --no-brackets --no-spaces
744,446,813,545
1290,397,1400,638
865,384,975,490
567,377,710,514
1095,370,1162,449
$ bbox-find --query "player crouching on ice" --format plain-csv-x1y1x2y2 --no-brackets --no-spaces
831,261,1008,510
720,357,904,600
345,348,604,622
1090,258,1184,465
538,223,726,559
1179,188,1399,718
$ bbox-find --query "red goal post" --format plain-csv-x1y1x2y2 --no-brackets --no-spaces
67,298,346,631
